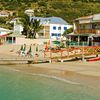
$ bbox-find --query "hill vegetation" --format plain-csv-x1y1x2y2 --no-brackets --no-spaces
0,0,100,29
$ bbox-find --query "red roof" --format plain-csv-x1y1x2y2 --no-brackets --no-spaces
0,34,9,38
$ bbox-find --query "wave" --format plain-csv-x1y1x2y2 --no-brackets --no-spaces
7,67,80,85
31,73,80,85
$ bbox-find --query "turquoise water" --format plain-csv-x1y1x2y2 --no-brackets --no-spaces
0,66,100,100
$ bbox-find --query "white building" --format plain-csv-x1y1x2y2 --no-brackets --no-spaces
10,18,23,34
14,24,23,34
31,17,72,40
0,28,13,44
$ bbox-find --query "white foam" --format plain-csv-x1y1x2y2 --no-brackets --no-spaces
5,67,80,85
7,67,20,72
31,73,80,85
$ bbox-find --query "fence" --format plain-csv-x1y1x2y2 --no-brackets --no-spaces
44,46,100,62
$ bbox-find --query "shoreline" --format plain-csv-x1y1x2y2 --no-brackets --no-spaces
1,61,100,88
0,44,100,88
1,61,100,78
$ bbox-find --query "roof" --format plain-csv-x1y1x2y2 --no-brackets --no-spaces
75,13,100,23
25,9,34,14
0,28,13,38
0,10,15,17
31,17,68,25
66,34,94,37
9,33,26,38
76,15,93,21
0,33,9,38
0,28,13,32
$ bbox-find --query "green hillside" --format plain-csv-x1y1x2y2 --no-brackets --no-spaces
0,0,100,25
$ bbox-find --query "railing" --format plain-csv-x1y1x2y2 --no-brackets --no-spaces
77,29,96,34
68,41,88,46
44,46,100,61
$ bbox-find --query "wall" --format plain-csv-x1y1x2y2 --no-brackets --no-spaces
50,24,72,39
16,37,50,45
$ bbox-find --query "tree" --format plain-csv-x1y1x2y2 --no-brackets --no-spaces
29,19,43,38
20,14,42,39
63,27,73,36
19,14,31,37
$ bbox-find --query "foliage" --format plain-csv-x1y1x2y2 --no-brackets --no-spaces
20,14,43,38
0,0,100,29
63,28,73,36
29,19,43,38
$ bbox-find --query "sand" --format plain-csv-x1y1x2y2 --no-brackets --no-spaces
0,44,100,88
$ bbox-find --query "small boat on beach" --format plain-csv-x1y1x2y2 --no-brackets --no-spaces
87,57,100,62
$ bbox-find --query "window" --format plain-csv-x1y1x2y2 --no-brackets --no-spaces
51,33,57,36
80,24,85,30
58,34,61,37
58,27,61,30
55,34,58,36
51,33,55,36
64,27,67,30
53,26,56,30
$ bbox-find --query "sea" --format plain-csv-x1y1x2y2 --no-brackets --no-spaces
0,65,100,100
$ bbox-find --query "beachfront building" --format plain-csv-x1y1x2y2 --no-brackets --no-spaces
0,28,13,45
67,14,100,46
31,17,72,40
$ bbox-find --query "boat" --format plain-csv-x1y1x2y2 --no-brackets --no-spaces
87,57,100,61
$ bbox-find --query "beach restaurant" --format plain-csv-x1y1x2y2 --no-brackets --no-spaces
66,14,100,46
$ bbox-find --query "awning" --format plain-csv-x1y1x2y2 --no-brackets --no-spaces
0,34,9,38
66,34,94,37
8,33,26,38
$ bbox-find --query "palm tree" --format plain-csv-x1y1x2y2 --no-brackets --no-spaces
30,19,43,39
20,14,43,39
63,27,73,36
19,14,31,37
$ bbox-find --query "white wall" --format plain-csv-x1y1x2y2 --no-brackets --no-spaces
14,24,23,34
16,37,50,45
49,24,72,40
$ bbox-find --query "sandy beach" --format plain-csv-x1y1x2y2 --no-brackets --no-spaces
0,61,98,90
0,44,100,89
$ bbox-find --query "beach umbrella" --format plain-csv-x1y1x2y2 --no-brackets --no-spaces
29,45,32,53
23,44,26,52
20,45,23,51
28,45,33,57
36,46,38,52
